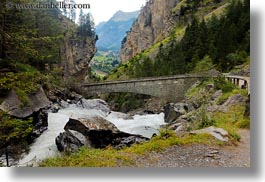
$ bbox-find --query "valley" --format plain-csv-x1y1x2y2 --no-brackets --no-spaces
0,0,250,168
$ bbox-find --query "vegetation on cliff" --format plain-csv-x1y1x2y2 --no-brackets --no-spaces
0,0,96,155
108,0,250,80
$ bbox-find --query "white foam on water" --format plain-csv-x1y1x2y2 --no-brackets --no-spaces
18,101,165,166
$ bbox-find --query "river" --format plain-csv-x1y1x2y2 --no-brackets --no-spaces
17,99,165,166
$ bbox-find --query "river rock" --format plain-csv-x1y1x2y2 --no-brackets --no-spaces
0,87,51,118
190,126,229,142
56,116,149,151
76,99,110,115
164,103,189,123
55,131,84,153
31,108,49,138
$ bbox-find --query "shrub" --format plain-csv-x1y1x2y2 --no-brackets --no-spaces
214,76,235,93
193,55,214,73
0,111,33,148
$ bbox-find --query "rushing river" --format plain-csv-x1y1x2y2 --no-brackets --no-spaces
18,99,165,166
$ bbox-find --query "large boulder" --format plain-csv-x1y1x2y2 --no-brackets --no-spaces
56,116,149,151
55,131,84,153
222,94,247,107
164,103,189,123
0,87,51,118
207,94,247,113
76,99,111,115
31,108,49,138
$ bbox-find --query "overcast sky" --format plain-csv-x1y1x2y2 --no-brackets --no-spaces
74,0,146,25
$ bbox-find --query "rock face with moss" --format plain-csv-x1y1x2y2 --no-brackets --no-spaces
120,0,179,63
0,87,51,118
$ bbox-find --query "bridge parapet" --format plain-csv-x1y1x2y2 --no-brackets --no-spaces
81,74,250,102
224,75,250,94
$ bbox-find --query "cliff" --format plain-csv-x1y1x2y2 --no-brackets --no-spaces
61,34,96,79
120,0,179,63
59,17,97,79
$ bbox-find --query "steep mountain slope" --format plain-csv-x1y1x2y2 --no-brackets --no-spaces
120,0,180,63
120,0,231,63
95,10,140,52
108,0,249,81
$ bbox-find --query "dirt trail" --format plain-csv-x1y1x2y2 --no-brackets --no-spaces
133,129,250,167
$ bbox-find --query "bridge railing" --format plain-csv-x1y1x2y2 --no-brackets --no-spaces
224,74,250,94
82,73,250,94
82,74,211,87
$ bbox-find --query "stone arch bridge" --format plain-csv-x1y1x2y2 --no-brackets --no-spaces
82,74,250,102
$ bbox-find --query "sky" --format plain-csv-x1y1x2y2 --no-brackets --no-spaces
75,0,146,25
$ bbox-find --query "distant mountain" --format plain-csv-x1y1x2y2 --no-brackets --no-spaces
95,10,140,52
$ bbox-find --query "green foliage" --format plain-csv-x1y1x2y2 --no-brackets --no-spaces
107,0,249,80
210,106,248,142
0,71,43,107
176,0,249,72
214,76,236,93
197,107,216,129
215,88,248,105
185,77,249,142
91,51,121,74
193,55,214,73
0,111,33,147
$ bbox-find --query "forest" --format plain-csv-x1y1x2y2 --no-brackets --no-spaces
0,0,96,153
110,0,250,79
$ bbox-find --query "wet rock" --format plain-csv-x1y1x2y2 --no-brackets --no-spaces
56,116,149,152
190,126,229,142
76,99,110,115
31,108,49,138
55,131,84,153
64,117,119,136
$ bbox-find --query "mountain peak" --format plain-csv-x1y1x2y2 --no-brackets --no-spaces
111,10,140,22
95,10,140,52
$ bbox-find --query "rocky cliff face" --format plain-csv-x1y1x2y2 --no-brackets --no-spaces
120,0,179,63
61,34,96,79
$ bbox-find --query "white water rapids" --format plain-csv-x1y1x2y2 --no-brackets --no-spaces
18,100,165,166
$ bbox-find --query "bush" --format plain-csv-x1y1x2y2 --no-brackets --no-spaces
0,111,33,148
193,55,214,73
214,76,235,93
0,71,43,107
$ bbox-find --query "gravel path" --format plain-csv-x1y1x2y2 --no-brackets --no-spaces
133,129,250,167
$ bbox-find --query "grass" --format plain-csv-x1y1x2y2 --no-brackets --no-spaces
210,105,250,141
39,131,219,167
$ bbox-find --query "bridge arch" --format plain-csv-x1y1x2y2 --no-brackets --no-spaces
82,74,250,102
82,75,207,102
